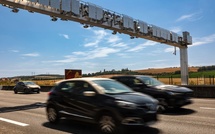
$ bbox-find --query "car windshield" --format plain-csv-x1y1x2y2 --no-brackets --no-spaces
23,81,36,85
139,76,164,86
93,80,133,94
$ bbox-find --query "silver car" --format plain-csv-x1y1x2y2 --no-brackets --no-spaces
13,81,40,94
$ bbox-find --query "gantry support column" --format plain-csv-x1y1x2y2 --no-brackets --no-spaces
180,46,189,85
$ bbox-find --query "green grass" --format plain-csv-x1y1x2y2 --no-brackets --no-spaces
156,70,215,78
189,70,215,78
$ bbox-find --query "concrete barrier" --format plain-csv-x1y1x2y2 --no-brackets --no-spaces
1,85,215,98
1,86,52,92
182,85,215,98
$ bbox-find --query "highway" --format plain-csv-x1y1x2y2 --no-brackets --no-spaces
0,90,215,134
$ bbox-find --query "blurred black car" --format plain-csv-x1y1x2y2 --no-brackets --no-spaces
46,78,158,134
111,75,193,112
13,81,40,94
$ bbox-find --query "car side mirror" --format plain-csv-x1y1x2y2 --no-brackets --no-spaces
134,83,147,89
134,83,144,87
83,91,96,97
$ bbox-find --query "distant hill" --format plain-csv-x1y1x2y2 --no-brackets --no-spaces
133,67,199,74
0,67,201,79
7,74,64,80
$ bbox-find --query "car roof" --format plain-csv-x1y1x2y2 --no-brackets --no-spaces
111,75,152,78
55,77,117,94
56,77,114,84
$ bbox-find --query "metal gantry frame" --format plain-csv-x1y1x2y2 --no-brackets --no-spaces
0,0,193,85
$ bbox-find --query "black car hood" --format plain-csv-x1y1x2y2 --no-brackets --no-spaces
153,85,193,93
112,92,157,104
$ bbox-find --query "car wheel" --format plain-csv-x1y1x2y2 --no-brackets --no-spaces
157,98,168,113
98,113,121,134
24,88,29,94
14,88,18,94
47,106,59,124
37,90,40,94
157,104,166,113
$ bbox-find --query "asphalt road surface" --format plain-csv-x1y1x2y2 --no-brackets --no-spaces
0,90,215,134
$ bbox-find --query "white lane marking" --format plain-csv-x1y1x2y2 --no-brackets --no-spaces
0,117,29,126
200,107,215,110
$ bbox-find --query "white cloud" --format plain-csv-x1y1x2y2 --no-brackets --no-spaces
127,41,157,52
107,35,122,43
127,44,146,52
59,34,69,39
149,59,167,63
22,53,40,57
164,47,174,53
176,12,203,22
111,42,128,48
143,41,157,46
84,29,108,47
72,51,86,56
191,34,215,47
170,27,182,33
164,47,178,54
147,49,163,56
44,56,77,63
45,47,119,64
84,41,100,47
94,30,108,38
45,29,123,64
86,47,120,59
10,50,19,53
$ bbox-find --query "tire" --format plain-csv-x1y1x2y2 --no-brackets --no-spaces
14,88,18,94
157,98,168,113
24,88,29,94
37,90,40,94
157,104,166,113
47,106,59,124
98,113,122,134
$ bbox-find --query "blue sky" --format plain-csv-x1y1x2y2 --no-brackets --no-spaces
0,0,215,77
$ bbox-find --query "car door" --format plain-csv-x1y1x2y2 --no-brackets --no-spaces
137,77,165,98
16,82,25,92
54,81,77,117
68,81,99,122
118,77,158,97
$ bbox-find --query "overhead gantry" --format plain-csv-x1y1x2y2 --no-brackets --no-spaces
0,0,192,85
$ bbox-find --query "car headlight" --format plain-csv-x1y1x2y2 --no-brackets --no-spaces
116,100,137,109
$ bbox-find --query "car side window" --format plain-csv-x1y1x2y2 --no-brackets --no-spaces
72,81,94,95
141,77,151,85
18,82,24,86
119,77,135,86
133,78,143,84
116,77,130,86
58,81,75,93
128,78,137,86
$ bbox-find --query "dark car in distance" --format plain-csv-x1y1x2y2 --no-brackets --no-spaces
111,75,193,112
46,78,158,134
13,81,40,94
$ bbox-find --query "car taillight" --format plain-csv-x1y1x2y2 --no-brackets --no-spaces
48,91,52,96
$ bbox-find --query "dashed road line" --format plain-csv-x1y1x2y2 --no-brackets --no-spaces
0,117,29,126
200,107,215,110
